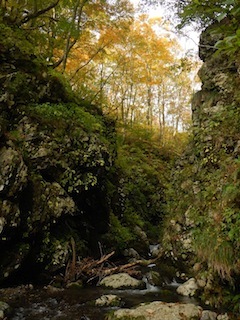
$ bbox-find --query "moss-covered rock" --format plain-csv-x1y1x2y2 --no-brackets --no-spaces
0,21,116,284
99,273,146,290
163,19,240,312
106,301,202,320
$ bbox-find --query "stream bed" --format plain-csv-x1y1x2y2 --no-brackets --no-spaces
1,282,200,320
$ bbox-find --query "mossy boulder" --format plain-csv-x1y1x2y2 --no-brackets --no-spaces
100,273,146,290
106,301,202,320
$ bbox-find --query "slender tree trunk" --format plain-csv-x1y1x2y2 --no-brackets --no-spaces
147,86,153,127
157,83,166,144
53,0,89,70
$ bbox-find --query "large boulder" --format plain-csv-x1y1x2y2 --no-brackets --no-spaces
100,273,146,290
107,301,202,320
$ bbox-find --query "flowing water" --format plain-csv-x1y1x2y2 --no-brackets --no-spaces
1,281,199,320
1,246,201,319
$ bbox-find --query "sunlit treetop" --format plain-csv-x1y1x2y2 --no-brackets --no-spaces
138,0,238,28
138,0,240,56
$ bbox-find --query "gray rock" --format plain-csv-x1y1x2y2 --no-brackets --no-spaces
176,278,199,297
100,273,146,290
107,301,202,320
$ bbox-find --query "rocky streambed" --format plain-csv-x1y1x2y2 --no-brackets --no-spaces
0,273,231,320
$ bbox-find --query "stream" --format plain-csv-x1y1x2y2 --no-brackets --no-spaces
1,281,199,320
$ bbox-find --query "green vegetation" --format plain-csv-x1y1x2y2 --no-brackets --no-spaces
28,102,105,134
166,101,240,279
102,124,187,253
2,1,240,316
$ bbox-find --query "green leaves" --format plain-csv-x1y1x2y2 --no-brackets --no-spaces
29,102,104,133
215,27,240,55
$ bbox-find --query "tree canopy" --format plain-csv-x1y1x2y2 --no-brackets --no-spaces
0,0,199,142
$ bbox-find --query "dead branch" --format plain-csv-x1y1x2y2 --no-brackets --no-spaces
64,249,161,285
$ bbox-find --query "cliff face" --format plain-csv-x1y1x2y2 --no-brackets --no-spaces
164,21,240,308
0,24,116,284
191,22,240,277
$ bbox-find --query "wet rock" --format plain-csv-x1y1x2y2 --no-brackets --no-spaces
99,273,146,290
107,301,202,320
176,278,199,297
95,294,121,307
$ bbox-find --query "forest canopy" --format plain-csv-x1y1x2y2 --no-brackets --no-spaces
0,0,200,142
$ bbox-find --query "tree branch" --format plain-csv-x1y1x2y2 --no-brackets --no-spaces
19,0,60,25
69,41,113,81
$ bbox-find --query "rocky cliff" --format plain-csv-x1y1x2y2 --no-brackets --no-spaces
0,23,116,284
164,20,240,309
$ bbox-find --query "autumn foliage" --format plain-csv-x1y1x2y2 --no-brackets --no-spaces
1,0,199,141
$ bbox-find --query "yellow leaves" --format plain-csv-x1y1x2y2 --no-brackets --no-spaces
60,5,197,133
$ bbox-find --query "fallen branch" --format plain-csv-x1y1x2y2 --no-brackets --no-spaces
64,244,162,285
